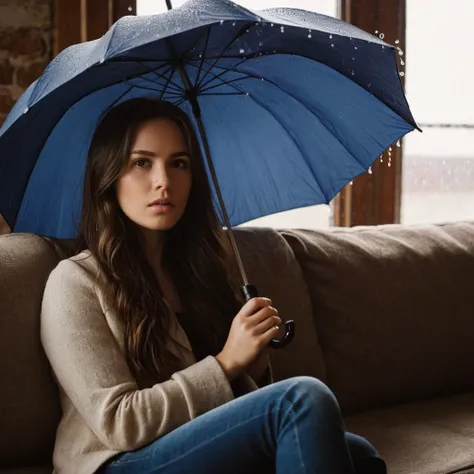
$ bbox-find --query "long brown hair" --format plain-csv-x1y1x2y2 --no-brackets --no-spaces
76,98,241,385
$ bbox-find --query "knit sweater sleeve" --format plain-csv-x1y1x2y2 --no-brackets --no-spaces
40,258,235,452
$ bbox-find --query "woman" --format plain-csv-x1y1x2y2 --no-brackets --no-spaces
41,98,386,474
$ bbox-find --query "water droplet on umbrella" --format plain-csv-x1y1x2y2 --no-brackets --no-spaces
351,70,355,75
354,46,358,50
368,167,373,174
389,146,392,152
220,20,224,25
128,5,132,11
381,45,385,49
396,140,401,147
400,59,405,66
308,33,312,38
232,21,236,26
329,34,333,39
398,50,404,56
399,71,405,76
239,48,245,54
261,78,264,81
350,181,354,186
380,156,384,163
395,39,400,44
259,41,263,47
100,58,105,63
271,23,274,27
379,33,385,39
352,57,355,60
331,44,334,47
375,30,379,34
280,26,285,33
245,92,250,96
23,107,29,114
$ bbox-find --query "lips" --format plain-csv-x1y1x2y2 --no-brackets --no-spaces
148,199,173,207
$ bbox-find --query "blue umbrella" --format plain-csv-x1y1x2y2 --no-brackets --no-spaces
0,0,418,346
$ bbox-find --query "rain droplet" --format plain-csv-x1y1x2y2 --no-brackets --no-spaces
239,48,245,54
308,33,312,38
261,77,264,81
329,34,333,39
280,26,285,33
380,156,384,163
398,50,404,56
271,23,274,27
351,70,355,76
388,158,392,167
220,20,224,25
350,181,354,186
100,57,105,64
259,41,263,47
399,71,405,76
379,33,385,39
354,46,358,50
352,57,355,61
368,166,373,175
395,39,400,44
400,59,405,66
245,92,250,96
396,140,401,147
232,21,236,26
331,44,334,48
375,30,379,34
389,146,392,152
128,5,132,11
23,106,29,114
381,45,385,49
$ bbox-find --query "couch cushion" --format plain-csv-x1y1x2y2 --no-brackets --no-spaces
282,222,474,413
345,392,474,474
234,227,326,382
0,234,62,467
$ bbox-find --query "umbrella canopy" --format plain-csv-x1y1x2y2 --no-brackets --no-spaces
0,0,417,238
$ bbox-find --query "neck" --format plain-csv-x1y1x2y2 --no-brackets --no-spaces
140,228,166,272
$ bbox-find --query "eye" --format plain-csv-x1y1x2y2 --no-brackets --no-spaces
173,158,190,169
133,158,150,168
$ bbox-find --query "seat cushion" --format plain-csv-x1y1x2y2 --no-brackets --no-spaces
282,222,474,413
345,392,474,474
0,234,62,467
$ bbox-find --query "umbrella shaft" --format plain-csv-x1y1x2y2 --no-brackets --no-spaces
165,0,173,10
194,115,249,286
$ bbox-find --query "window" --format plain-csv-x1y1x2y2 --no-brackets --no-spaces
137,0,339,229
401,0,474,224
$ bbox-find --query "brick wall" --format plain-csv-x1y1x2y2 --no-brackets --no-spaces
0,0,52,234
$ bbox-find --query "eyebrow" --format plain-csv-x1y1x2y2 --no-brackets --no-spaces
130,150,191,159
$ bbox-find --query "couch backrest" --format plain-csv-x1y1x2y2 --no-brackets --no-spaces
233,227,325,382
0,234,63,468
282,221,474,414
0,228,324,468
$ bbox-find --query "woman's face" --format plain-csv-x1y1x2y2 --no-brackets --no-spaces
116,118,192,233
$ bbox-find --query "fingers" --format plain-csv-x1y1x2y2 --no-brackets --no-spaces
239,297,272,318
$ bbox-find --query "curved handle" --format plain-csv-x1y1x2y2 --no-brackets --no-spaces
241,284,295,350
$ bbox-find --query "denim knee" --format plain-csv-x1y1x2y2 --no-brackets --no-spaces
276,376,341,418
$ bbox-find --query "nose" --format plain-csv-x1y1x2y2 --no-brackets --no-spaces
151,162,171,189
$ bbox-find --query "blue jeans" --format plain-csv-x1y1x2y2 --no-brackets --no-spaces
103,377,386,474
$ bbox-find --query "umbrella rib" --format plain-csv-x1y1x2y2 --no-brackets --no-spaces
134,60,184,93
204,61,367,170
186,61,251,93
196,22,258,90
196,56,254,92
194,26,212,87
160,63,179,100
132,66,183,94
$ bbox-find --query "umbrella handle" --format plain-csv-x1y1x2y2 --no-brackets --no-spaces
241,284,295,350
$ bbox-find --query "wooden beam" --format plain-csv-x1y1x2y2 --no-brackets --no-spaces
334,0,406,226
54,0,82,56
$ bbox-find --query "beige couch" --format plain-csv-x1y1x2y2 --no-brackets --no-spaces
1,221,474,473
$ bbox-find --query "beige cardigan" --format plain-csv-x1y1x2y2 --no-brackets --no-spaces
41,252,262,474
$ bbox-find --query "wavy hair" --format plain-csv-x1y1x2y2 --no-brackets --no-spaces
76,98,241,386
